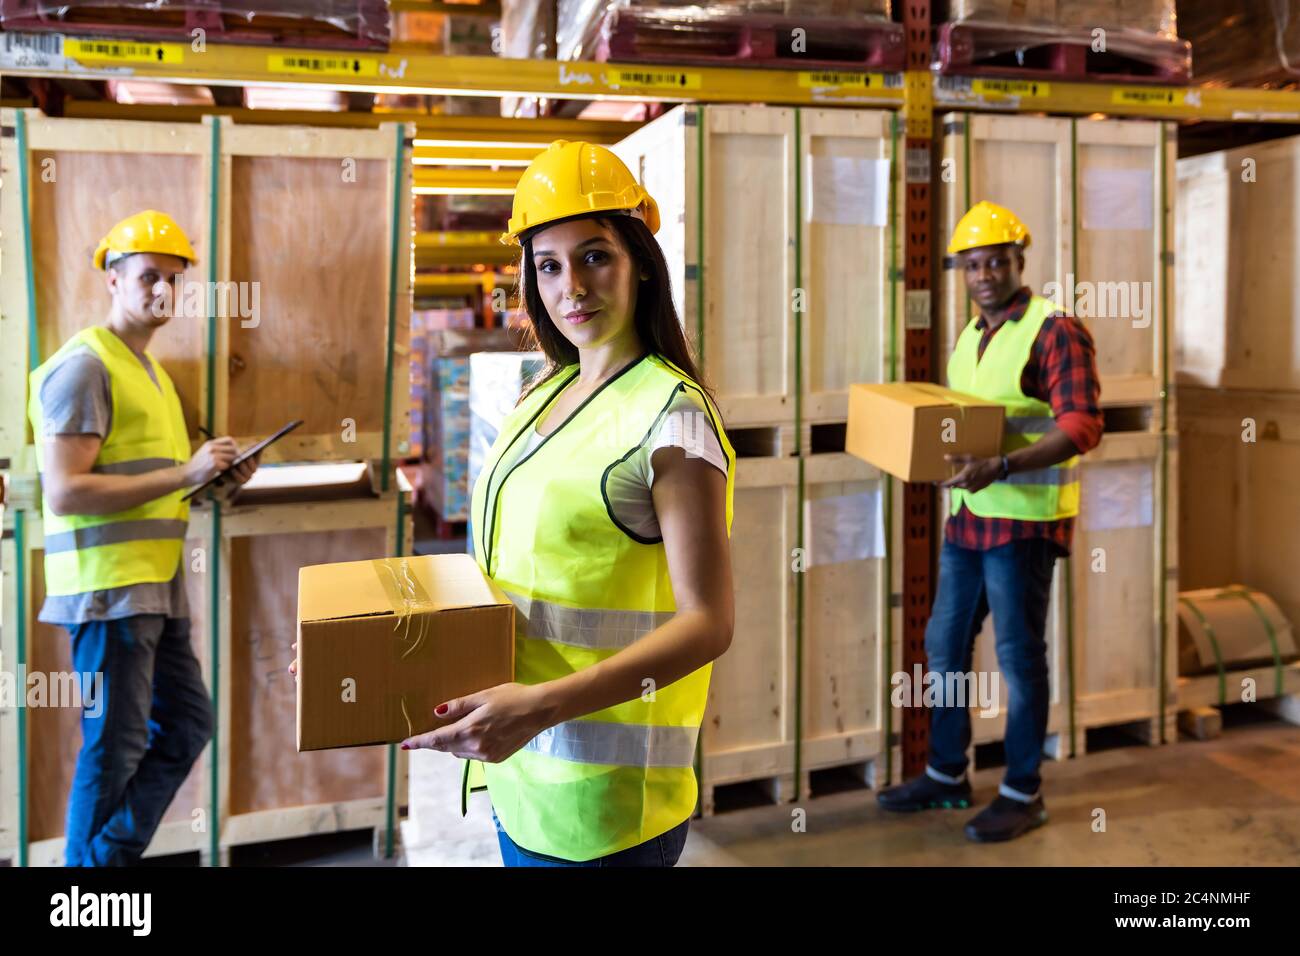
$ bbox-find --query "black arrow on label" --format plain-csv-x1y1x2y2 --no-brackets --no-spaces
353,59,361,72
155,47,164,61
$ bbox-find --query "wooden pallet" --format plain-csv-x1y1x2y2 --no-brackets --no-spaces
1176,662,1300,741
599,8,905,72
0,0,391,50
612,104,903,432
937,112,1176,410
0,494,412,866
935,21,1190,85
0,108,413,473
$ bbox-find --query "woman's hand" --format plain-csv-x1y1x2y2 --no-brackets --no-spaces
400,682,560,763
288,642,297,681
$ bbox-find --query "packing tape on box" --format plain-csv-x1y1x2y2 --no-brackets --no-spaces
372,556,436,661
910,382,977,435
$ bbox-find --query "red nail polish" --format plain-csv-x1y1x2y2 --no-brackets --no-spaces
435,703,448,716
400,742,410,750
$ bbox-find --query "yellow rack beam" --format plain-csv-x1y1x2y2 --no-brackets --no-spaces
5,36,906,107
414,231,515,267
414,272,512,298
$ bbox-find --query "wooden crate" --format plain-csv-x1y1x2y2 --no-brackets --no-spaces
0,495,412,866
938,113,1175,406
1176,136,1300,392
799,452,900,793
0,107,413,473
613,104,901,431
1068,429,1178,750
1177,386,1300,635
700,454,799,813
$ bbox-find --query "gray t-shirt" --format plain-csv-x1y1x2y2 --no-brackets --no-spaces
36,342,190,625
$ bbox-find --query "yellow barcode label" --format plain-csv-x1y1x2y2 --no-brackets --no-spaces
971,79,1050,97
268,53,379,77
798,71,902,90
65,38,184,64
607,67,701,90
1111,86,1185,106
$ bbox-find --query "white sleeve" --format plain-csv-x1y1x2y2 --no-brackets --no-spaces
645,390,729,487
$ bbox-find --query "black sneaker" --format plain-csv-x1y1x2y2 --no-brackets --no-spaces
877,773,973,812
964,795,1048,843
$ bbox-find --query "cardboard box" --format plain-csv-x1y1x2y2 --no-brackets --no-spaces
296,553,515,751
846,383,1005,483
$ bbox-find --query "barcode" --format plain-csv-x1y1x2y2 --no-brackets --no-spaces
283,55,360,71
3,32,62,54
619,70,689,86
82,41,153,58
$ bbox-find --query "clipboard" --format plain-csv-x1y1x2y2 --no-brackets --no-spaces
181,419,304,501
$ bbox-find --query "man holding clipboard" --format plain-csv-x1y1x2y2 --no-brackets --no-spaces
27,210,261,866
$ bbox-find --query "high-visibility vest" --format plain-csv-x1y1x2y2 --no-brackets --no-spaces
946,295,1080,521
466,352,736,861
28,326,192,597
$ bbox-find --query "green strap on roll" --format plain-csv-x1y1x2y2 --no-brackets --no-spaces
17,111,39,374
15,510,30,867
380,123,405,494
791,107,806,801
1155,122,1171,743
1221,587,1284,698
1179,596,1227,706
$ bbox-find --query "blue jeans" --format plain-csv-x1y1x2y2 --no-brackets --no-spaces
63,615,213,866
925,538,1060,798
492,809,690,867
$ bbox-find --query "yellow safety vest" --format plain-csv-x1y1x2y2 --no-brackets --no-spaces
946,295,1080,521
466,352,736,861
28,326,192,597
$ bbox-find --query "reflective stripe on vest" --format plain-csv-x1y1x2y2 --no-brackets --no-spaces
29,327,192,596
524,719,699,768
44,518,189,555
468,353,736,862
946,295,1081,522
503,588,675,650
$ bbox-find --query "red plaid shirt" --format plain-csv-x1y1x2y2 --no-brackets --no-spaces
944,286,1103,555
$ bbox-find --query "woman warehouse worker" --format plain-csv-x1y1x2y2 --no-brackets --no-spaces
407,141,736,866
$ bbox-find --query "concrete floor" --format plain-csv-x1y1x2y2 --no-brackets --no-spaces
402,714,1300,867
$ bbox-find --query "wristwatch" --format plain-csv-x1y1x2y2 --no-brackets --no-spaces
998,455,1011,480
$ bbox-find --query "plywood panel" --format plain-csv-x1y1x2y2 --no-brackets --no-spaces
227,155,392,456
1075,121,1165,383
801,109,895,423
703,107,796,425
229,528,387,815
801,454,888,767
29,150,207,437
701,458,797,781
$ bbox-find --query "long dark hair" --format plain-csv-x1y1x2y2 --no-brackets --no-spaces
513,212,716,409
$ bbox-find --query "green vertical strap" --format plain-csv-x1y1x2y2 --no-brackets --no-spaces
16,112,39,373
1179,597,1227,706
207,503,221,865
383,491,408,858
1156,122,1171,743
206,118,220,431
695,105,706,365
1067,119,1082,753
1223,587,1285,698
1064,557,1077,757
883,111,900,785
380,125,405,494
15,511,29,867
790,108,805,801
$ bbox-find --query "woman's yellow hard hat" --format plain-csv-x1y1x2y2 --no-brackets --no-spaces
502,140,660,245
947,200,1031,255
93,209,198,270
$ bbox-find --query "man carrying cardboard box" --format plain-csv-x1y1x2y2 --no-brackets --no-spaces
876,201,1103,842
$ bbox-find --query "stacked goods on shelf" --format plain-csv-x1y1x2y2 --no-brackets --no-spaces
507,0,902,70
0,496,413,866
416,328,526,524
0,0,390,49
936,0,1189,84
612,104,904,809
937,111,1179,749
0,108,413,473
500,0,558,118
1175,134,1300,737
409,309,475,459
1177,0,1300,88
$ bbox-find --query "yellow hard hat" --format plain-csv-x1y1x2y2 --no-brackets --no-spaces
93,209,198,271
947,200,1031,255
501,140,660,245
